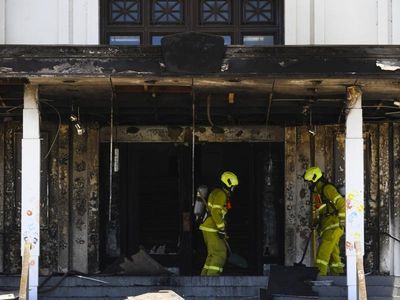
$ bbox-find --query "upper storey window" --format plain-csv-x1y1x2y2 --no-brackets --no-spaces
101,0,283,45
242,0,273,23
152,0,184,24
110,0,141,24
200,0,232,24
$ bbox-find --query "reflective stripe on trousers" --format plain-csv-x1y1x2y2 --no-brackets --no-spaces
316,258,329,266
203,265,223,272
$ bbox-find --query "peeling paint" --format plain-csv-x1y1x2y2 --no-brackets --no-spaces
376,59,400,71
39,62,105,74
0,67,13,73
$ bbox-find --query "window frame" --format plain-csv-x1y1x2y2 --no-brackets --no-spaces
100,0,284,45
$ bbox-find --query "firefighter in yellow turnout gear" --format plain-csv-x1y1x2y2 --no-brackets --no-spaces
304,167,346,276
199,171,239,276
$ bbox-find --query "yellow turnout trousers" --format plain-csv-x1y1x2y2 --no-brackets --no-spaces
316,227,345,275
201,231,227,276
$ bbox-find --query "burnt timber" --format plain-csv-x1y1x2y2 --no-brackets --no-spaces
0,44,400,276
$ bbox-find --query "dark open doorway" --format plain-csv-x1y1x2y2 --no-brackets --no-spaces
99,142,284,275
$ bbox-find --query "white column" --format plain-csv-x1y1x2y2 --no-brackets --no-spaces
21,85,41,300
377,0,390,44
345,86,364,300
0,0,5,44
392,0,400,44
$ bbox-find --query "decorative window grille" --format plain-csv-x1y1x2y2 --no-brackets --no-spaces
200,0,231,24
243,0,273,23
152,0,184,24
110,0,141,24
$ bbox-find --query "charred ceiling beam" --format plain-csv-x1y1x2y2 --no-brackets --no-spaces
0,45,400,78
115,85,192,94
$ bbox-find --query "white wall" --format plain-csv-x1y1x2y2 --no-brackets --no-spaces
0,0,98,44
0,0,5,44
285,0,400,45
1,0,399,45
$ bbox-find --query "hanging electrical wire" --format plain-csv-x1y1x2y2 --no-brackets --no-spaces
108,77,115,222
39,99,61,160
192,82,196,207
265,80,275,138
206,94,214,127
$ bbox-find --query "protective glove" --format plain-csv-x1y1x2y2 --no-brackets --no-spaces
217,230,228,240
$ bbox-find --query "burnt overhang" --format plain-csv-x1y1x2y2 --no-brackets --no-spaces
0,45,400,125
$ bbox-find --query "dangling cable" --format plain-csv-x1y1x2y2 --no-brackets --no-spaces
192,80,196,206
207,94,214,127
265,80,275,138
108,77,115,222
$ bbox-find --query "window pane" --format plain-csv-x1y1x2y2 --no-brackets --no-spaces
152,35,164,45
222,35,231,45
109,35,141,45
243,35,274,46
243,0,273,23
152,0,184,24
110,0,141,24
200,0,231,24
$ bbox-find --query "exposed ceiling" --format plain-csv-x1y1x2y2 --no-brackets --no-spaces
1,77,400,126
1,44,400,126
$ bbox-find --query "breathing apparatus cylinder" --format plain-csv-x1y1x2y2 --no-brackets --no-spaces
194,185,208,222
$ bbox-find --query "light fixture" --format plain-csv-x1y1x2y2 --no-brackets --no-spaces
228,92,235,104
74,122,85,136
70,105,85,135
394,100,400,107
69,114,78,122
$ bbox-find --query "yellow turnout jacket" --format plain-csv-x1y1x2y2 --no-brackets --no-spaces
199,188,228,233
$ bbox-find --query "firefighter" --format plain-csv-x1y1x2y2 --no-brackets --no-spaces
199,171,239,276
303,166,346,276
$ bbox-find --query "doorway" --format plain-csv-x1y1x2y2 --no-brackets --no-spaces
99,142,284,275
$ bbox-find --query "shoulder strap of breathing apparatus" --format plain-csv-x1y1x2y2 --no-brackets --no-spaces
319,180,339,216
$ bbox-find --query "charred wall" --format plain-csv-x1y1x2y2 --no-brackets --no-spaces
0,122,398,275
285,124,399,274
0,121,99,274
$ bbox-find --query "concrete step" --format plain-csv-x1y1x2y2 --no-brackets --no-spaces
320,275,400,287
0,275,267,300
1,275,400,299
313,285,400,297
272,293,323,299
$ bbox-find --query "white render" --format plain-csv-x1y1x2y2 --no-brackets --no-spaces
0,0,99,44
345,87,364,300
0,0,399,45
21,85,41,300
285,0,400,45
